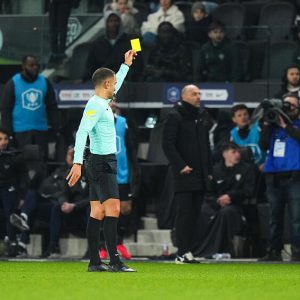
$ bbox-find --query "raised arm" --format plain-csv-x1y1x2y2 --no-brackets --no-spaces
115,50,137,93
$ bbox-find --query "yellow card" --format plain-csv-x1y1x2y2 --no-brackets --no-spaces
130,38,142,52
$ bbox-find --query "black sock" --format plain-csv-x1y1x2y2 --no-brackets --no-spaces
103,216,121,265
99,225,105,249
86,217,102,266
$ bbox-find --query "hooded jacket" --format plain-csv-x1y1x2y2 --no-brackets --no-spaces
83,11,143,81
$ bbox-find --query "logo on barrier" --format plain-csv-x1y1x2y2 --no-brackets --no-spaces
22,88,42,111
67,17,82,45
167,86,180,103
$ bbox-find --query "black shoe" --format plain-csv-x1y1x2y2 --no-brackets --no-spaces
259,249,282,261
16,245,28,258
10,214,29,231
40,246,61,258
108,262,136,272
88,263,109,272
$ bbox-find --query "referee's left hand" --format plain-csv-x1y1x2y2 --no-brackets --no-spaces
124,50,137,67
66,164,82,187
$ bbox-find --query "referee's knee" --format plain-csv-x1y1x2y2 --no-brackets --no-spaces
90,206,105,220
104,200,120,217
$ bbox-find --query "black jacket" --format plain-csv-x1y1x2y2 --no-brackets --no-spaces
83,33,143,81
204,161,256,206
0,148,23,188
198,39,241,82
162,101,212,192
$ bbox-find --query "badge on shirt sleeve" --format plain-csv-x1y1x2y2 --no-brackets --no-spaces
85,109,96,117
273,139,286,157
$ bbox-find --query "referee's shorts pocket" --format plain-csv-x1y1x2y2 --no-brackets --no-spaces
87,157,117,182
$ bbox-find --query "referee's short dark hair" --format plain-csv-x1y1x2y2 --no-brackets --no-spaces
92,67,115,86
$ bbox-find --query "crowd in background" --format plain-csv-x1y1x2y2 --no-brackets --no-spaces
0,0,300,262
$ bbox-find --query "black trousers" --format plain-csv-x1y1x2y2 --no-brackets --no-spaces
49,1,72,56
193,203,245,258
175,191,204,256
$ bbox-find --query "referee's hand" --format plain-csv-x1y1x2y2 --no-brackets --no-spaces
66,164,82,187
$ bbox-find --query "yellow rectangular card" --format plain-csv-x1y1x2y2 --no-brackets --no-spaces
130,38,142,52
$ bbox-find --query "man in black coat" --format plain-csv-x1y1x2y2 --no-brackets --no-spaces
162,84,212,264
193,142,256,258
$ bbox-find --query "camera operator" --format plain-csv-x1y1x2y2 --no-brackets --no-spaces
259,93,300,261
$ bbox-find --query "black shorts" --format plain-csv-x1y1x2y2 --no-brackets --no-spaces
86,153,119,203
118,183,132,202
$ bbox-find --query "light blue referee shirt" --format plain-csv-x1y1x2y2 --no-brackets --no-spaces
73,64,129,164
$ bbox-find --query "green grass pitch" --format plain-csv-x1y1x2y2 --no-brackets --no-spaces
1,261,300,300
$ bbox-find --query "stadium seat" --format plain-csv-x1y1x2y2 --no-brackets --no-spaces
69,42,92,81
247,40,268,81
174,1,193,24
146,108,171,164
182,41,201,82
261,41,296,80
212,3,245,40
255,2,295,41
235,41,250,82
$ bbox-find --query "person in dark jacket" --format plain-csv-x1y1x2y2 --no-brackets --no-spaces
162,84,212,264
186,1,212,45
0,128,23,255
259,93,300,261
143,21,192,82
0,55,59,159
194,142,256,258
83,11,143,82
11,145,89,258
197,21,240,82
274,65,300,99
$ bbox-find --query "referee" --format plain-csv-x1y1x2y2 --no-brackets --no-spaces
67,50,136,272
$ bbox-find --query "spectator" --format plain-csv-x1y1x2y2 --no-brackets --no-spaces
141,0,185,45
0,128,23,256
48,0,81,66
194,142,256,258
186,1,212,45
11,146,89,258
0,55,59,159
103,0,140,36
143,22,192,82
197,21,240,82
230,104,266,167
162,84,212,264
9,144,47,257
41,145,89,257
274,65,300,99
83,11,143,81
259,93,300,261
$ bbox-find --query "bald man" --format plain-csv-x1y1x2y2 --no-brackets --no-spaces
163,84,212,264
